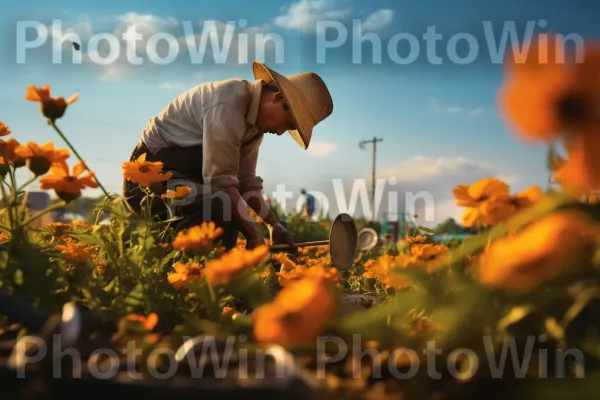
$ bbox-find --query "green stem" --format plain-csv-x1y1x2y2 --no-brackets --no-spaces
49,120,110,198
0,179,15,231
16,176,39,195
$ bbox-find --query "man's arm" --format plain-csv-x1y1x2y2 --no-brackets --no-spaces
237,133,294,246
201,100,263,246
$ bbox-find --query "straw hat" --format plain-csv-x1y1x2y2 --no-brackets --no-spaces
253,61,333,150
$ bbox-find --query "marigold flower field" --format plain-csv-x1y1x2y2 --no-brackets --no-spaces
2,33,600,398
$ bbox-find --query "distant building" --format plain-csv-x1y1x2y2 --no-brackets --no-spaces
24,191,53,228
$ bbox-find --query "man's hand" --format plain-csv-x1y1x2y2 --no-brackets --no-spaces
245,229,266,250
272,223,296,251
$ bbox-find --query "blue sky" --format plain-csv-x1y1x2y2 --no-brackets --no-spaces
1,0,599,225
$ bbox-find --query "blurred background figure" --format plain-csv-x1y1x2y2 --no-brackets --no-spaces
299,188,316,219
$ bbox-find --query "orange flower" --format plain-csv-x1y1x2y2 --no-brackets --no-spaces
452,178,511,207
55,238,90,263
0,138,24,167
127,312,159,331
362,254,416,290
162,185,192,199
0,122,10,137
222,306,235,316
204,245,270,286
122,153,173,187
172,221,224,252
277,264,342,287
167,262,204,289
253,277,337,347
475,210,600,293
40,160,98,202
498,35,600,141
555,134,600,196
410,243,449,262
0,229,11,243
15,141,70,176
25,84,79,121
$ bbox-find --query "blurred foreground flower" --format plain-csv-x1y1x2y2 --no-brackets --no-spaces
25,84,79,121
253,276,337,346
277,263,342,287
475,210,600,293
127,312,159,331
40,160,98,202
204,245,269,286
498,35,600,195
122,153,173,187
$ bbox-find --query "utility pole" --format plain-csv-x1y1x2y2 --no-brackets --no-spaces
359,137,383,222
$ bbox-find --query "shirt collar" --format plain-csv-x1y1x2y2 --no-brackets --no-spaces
246,80,263,126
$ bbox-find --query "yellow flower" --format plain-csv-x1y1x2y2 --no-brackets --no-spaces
204,245,270,286
475,210,600,293
25,84,79,121
167,262,204,289
452,178,510,207
162,185,192,199
172,221,224,252
253,277,337,346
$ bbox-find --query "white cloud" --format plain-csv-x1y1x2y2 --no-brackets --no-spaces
361,9,394,32
274,1,395,34
306,141,337,156
378,156,497,183
429,98,491,118
47,17,94,50
274,0,351,33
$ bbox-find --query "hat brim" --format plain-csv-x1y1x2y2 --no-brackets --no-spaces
253,61,314,150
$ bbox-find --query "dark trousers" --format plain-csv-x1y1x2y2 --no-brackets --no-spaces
122,141,240,249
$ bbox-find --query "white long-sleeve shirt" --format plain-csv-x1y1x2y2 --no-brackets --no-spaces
140,78,265,192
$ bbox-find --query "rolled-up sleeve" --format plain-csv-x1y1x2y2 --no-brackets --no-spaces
238,134,264,193
201,101,245,189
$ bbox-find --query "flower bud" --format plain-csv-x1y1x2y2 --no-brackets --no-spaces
57,191,80,203
26,156,51,176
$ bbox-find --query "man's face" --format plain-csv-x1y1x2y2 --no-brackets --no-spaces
256,91,298,135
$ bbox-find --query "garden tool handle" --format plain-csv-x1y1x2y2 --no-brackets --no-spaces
270,240,330,250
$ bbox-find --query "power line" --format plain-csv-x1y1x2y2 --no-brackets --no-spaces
359,136,383,222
